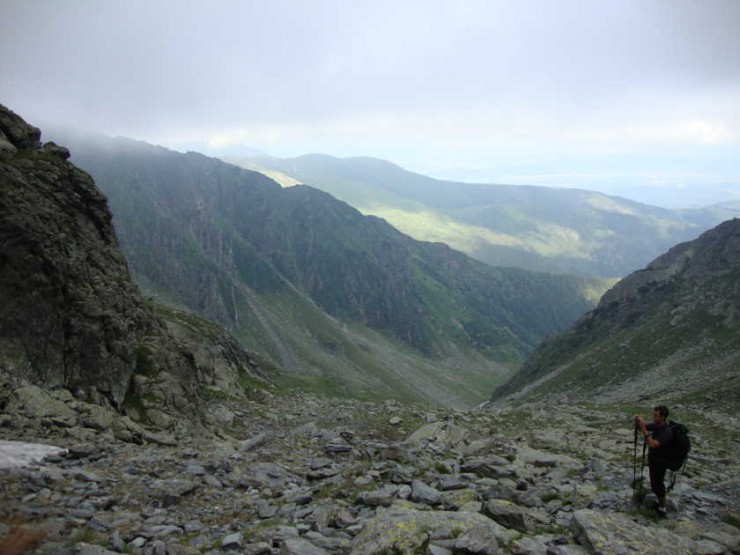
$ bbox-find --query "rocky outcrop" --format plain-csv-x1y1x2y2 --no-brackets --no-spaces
0,104,267,428
0,104,156,406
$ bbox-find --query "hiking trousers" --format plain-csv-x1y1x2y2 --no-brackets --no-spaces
648,455,669,498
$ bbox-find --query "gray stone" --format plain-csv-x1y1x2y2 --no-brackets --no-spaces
411,479,442,506
428,545,454,555
144,540,167,555
0,104,41,148
437,475,468,491
307,457,333,470
42,141,71,159
73,470,104,483
264,525,299,544
11,385,78,426
303,531,353,553
240,432,268,452
351,507,511,555
571,509,696,554
138,525,184,539
185,464,206,476
453,523,499,554
359,485,399,507
238,462,303,489
461,456,516,479
324,441,353,454
482,499,534,533
222,532,244,550
243,542,272,555
109,531,125,553
334,509,357,529
183,520,204,533
257,500,278,519
516,488,543,508
74,543,119,555
0,131,17,156
280,538,330,555
129,537,147,548
149,479,198,506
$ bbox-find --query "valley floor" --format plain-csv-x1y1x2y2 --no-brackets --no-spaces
0,387,738,554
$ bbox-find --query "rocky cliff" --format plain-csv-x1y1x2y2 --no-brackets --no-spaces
489,218,740,408
0,104,266,430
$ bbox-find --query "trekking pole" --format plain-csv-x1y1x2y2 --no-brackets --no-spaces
633,424,638,492
638,438,647,500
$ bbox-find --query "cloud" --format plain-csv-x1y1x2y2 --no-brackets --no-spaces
1,0,739,191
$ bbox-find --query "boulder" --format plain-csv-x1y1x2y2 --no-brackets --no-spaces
410,479,442,506
571,509,697,554
10,385,77,427
237,462,303,489
350,507,510,555
453,523,499,554
482,499,535,533
280,538,331,555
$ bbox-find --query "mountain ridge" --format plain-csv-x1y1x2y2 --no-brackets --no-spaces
488,218,740,409
231,152,739,278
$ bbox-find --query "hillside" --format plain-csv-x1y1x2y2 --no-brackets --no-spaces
488,218,740,409
0,104,267,431
51,131,608,407
232,154,739,278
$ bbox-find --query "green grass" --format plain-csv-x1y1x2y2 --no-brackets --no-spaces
722,513,740,529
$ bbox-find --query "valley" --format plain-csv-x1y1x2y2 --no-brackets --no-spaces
1,104,739,555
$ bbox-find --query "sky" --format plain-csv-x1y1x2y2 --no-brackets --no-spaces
1,0,739,207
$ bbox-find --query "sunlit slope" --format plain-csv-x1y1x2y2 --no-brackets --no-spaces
488,219,740,410
57,134,609,406
232,154,739,278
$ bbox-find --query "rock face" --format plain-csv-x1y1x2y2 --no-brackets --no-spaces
0,104,266,426
0,103,153,406
490,218,740,408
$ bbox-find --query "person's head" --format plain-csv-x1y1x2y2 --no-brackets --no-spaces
652,405,669,426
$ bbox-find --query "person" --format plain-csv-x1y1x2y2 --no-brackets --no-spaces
634,406,674,517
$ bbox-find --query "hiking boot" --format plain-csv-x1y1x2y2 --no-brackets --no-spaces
656,506,667,518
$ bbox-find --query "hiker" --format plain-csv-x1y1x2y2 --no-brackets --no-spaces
634,406,674,516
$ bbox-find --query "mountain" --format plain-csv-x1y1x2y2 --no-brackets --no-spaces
49,131,609,407
0,104,266,431
230,154,739,278
487,218,740,409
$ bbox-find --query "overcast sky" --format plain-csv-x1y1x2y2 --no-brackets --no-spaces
1,0,738,206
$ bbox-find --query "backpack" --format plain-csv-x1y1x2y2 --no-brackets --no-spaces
666,420,691,471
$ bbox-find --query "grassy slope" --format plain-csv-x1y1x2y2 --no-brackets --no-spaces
488,221,740,411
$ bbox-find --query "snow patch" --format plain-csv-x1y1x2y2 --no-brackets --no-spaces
0,440,66,469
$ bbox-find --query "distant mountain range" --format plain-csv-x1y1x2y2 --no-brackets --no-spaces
50,131,608,407
488,218,740,410
229,154,739,278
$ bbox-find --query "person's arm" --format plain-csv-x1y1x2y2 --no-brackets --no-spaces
635,416,660,448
